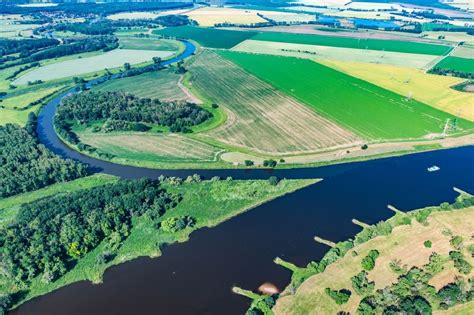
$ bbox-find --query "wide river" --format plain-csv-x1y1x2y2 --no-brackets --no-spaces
12,41,474,314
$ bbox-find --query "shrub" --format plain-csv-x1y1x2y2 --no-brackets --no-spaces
424,240,432,248
361,250,379,271
351,271,374,295
449,251,472,274
361,144,368,150
244,160,254,166
263,159,277,168
160,216,195,233
325,288,351,305
268,176,279,186
450,235,463,250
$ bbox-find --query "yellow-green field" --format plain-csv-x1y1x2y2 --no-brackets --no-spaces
274,206,474,314
321,60,474,121
232,39,438,69
185,7,266,26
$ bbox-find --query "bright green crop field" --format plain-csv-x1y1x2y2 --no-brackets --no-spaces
434,56,474,74
219,51,474,140
252,32,452,56
153,26,257,49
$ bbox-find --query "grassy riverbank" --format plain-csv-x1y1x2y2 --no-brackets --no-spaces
2,177,319,310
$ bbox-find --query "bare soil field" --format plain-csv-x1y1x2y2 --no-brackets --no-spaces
188,50,361,154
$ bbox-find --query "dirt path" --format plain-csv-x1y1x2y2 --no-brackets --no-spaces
178,75,202,104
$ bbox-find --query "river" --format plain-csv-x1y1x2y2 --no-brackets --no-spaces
11,41,474,314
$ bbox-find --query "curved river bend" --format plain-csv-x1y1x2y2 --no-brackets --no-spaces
12,41,474,314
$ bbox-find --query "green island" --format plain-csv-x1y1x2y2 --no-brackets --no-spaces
235,190,474,315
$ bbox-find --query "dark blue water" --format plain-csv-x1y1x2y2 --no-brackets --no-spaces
12,146,474,315
13,39,474,315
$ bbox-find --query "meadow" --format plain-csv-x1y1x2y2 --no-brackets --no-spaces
219,51,474,140
118,36,183,51
153,26,257,49
322,59,474,121
232,39,438,69
14,49,174,85
252,32,453,55
92,68,191,102
189,50,360,154
434,56,474,74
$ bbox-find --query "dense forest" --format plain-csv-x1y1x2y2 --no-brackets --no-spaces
0,178,180,285
56,91,212,134
0,115,87,198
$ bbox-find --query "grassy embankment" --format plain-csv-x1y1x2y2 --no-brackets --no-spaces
2,178,319,308
0,174,118,229
236,190,474,314
219,51,474,140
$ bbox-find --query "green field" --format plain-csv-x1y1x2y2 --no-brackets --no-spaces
252,32,452,56
93,68,190,101
153,26,257,49
2,178,318,308
118,36,183,51
219,51,474,140
434,56,474,74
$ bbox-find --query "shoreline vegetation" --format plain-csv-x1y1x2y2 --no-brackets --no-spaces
0,176,320,312
235,189,474,314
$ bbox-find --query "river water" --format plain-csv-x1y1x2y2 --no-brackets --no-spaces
11,41,474,315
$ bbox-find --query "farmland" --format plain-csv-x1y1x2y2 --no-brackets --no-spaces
185,7,266,27
77,132,222,166
92,68,191,102
188,50,360,154
273,200,474,314
118,36,184,52
14,49,175,85
321,60,474,121
434,56,474,74
252,32,453,55
219,51,474,139
153,26,257,49
232,39,438,69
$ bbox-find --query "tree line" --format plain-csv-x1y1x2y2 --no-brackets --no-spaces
0,38,58,60
0,114,87,198
1,36,118,71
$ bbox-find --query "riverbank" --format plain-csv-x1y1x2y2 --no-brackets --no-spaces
241,190,474,314
4,178,319,311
